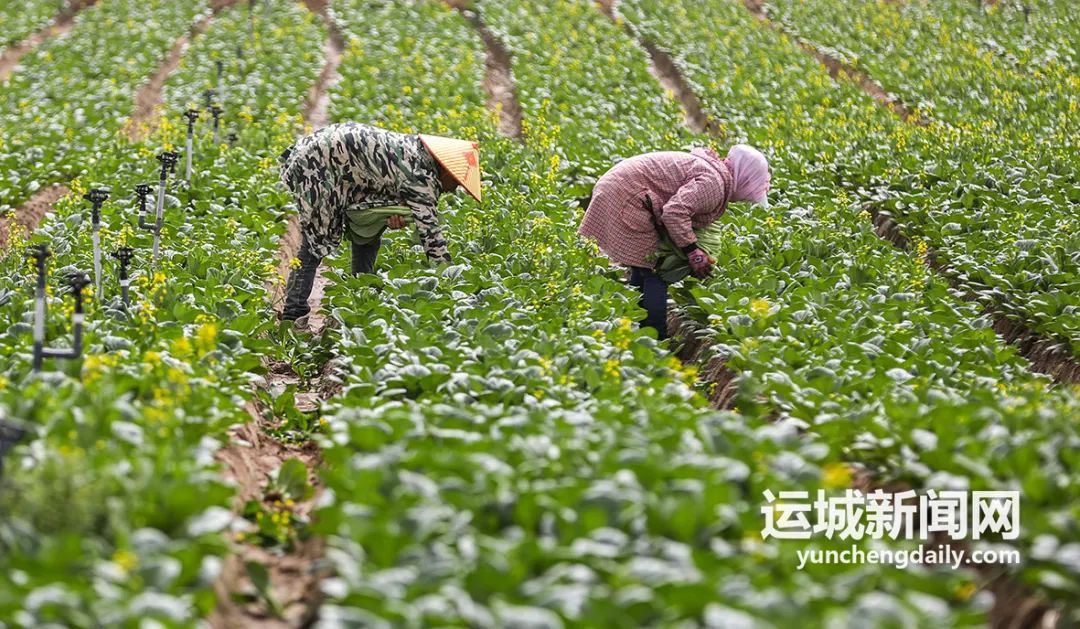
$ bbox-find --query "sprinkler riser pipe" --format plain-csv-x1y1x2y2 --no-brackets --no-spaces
153,170,167,265
186,132,194,183
136,184,153,232
112,247,134,306
92,226,102,300
31,249,47,371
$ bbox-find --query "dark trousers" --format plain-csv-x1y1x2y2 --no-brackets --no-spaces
282,232,383,320
629,266,669,340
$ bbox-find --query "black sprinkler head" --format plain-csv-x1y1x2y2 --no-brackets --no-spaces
27,244,51,263
84,188,109,208
66,271,92,293
112,246,135,263
158,151,180,172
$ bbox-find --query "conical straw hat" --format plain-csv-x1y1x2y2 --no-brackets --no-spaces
419,134,481,202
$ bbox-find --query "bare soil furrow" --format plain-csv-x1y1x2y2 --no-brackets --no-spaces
0,0,98,82
869,207,1080,384
596,1,721,136
667,312,739,409
302,0,344,130
454,6,524,139
741,0,928,126
0,185,70,252
211,3,345,626
210,401,327,629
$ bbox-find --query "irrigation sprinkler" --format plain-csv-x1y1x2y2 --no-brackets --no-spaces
203,88,216,111
248,0,255,45
29,245,91,372
210,104,223,144
111,247,134,306
227,131,239,145
150,152,179,265
83,188,109,301
184,108,200,184
134,183,154,231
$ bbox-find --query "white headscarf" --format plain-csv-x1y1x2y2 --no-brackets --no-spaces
726,144,770,206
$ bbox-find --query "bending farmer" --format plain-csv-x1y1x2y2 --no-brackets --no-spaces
579,144,770,339
278,122,481,323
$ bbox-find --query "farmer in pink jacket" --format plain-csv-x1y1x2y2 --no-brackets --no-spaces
579,144,771,339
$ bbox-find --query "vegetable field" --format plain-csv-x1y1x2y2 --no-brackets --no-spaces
0,0,1077,627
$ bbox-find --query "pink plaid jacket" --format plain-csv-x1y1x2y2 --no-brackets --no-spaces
579,148,734,268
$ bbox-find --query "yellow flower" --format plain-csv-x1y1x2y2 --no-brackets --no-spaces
604,359,620,378
195,322,218,353
750,298,771,318
954,582,977,602
143,351,162,367
289,257,302,270
821,463,852,489
171,336,193,356
113,549,138,573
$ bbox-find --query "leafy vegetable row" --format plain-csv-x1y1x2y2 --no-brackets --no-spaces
618,0,1080,611
752,0,1080,353
0,0,60,47
307,0,982,626
0,0,203,212
0,2,326,623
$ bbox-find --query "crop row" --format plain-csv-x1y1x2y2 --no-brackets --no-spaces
0,0,61,48
0,2,326,623
301,0,990,626
0,0,202,212
741,0,1080,357
613,0,1080,611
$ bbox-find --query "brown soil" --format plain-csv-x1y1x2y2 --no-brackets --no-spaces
740,0,927,126
640,40,723,136
0,0,98,82
211,3,346,624
594,2,721,136
454,7,525,139
210,400,327,629
301,0,344,129
128,0,245,141
268,217,303,312
0,185,70,251
667,312,739,409
869,206,1080,384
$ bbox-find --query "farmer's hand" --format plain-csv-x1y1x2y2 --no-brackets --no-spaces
687,248,714,279
386,215,407,230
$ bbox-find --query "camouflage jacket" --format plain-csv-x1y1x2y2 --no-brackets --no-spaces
280,123,451,263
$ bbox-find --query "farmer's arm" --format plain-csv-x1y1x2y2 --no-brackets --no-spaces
404,189,452,264
660,176,725,251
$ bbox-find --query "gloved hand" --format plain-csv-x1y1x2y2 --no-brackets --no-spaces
686,247,714,278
